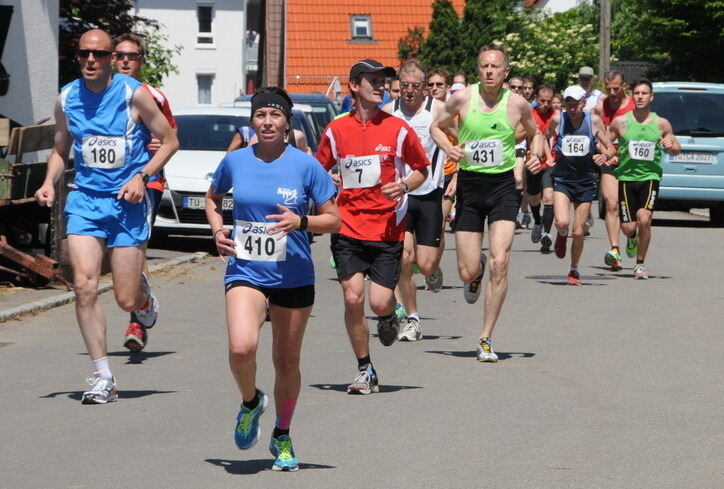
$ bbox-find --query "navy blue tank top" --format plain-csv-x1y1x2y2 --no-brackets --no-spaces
553,112,596,182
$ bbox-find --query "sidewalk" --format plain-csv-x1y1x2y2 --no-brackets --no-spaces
0,251,207,323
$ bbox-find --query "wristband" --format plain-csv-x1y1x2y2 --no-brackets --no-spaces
137,171,151,184
213,229,225,239
401,182,410,193
297,215,308,231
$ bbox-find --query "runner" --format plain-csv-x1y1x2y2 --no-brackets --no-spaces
551,93,562,112
426,68,449,102
316,60,429,393
431,44,544,362
578,66,603,113
452,71,468,86
545,85,614,285
594,70,635,270
389,77,401,101
508,76,523,96
34,29,178,403
382,59,446,341
526,84,558,249
608,78,680,279
206,87,339,471
111,33,178,353
522,76,536,105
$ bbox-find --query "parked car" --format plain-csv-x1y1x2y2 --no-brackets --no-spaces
153,107,248,238
235,92,337,132
652,82,724,224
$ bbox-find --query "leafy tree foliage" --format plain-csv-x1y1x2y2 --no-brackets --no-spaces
398,27,426,62
60,0,181,88
419,0,462,73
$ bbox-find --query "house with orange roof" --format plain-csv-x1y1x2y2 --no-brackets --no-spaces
264,0,465,96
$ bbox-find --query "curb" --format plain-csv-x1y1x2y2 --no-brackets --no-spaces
0,252,208,323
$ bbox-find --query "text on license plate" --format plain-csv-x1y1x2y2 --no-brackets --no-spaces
669,151,715,164
183,196,233,210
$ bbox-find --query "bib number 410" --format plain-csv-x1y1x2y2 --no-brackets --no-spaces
243,236,276,257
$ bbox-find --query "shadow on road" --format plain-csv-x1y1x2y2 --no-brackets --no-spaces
205,458,334,475
78,350,176,365
309,383,422,393
426,350,535,361
39,389,177,401
652,218,717,228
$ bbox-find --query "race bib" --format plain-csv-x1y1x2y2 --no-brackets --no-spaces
340,155,382,189
629,140,656,161
82,135,125,169
464,139,503,167
234,220,287,262
561,135,590,157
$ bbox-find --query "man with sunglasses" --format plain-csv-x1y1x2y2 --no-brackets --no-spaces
382,59,446,341
111,33,178,353
426,69,449,101
35,29,178,404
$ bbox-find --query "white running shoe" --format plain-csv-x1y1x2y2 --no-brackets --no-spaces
521,212,532,229
424,267,444,293
82,374,118,404
476,338,499,363
398,316,422,341
134,273,159,328
531,224,543,243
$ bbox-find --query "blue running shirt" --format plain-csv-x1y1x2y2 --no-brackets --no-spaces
553,112,597,183
211,146,337,288
60,74,151,193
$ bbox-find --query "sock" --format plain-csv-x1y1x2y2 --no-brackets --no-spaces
630,232,637,239
407,312,419,321
558,230,568,237
242,390,260,410
636,259,644,265
531,204,541,225
570,266,578,273
542,205,554,233
274,398,297,433
272,427,290,439
92,356,112,379
612,245,620,252
357,355,372,371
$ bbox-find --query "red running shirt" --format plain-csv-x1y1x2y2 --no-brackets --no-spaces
531,107,558,168
601,95,634,127
316,111,430,241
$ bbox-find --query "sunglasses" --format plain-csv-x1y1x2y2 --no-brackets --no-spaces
400,82,422,89
114,51,142,61
509,84,523,89
427,82,446,88
76,49,112,59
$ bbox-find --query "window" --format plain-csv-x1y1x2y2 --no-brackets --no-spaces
350,15,372,40
197,5,214,44
197,74,214,105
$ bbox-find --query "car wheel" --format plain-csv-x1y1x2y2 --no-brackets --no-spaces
710,204,724,226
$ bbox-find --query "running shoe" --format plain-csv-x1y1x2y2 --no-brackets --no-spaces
463,253,487,304
398,316,422,342
540,233,552,252
633,264,649,280
521,212,532,229
476,338,498,363
567,269,581,286
424,267,444,293
234,390,269,450
82,374,118,404
587,216,594,229
604,249,623,271
269,434,299,472
134,274,159,328
376,314,399,346
123,322,147,353
347,366,379,395
394,303,407,324
328,255,337,269
626,236,638,259
412,263,421,274
531,224,543,243
554,233,567,259
515,213,523,229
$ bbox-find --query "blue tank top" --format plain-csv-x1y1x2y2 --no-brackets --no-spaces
553,112,596,182
60,74,152,193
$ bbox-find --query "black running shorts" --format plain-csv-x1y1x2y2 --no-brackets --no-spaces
406,188,443,247
454,170,522,232
330,234,402,290
619,179,659,223
553,177,598,203
225,281,315,309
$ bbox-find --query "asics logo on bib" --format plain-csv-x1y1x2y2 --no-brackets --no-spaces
86,136,119,147
344,157,376,169
375,144,391,152
468,141,499,150
241,222,269,235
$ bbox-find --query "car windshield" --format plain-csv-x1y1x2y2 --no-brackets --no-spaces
291,113,318,153
176,115,250,151
651,91,724,136
309,104,335,129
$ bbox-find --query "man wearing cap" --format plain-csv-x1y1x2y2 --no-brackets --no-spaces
431,44,544,363
578,66,603,113
544,85,614,285
316,59,429,394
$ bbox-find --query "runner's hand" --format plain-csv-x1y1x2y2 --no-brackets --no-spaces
329,172,341,187
660,135,676,152
444,173,457,200
266,204,300,238
592,154,607,167
524,154,541,174
447,143,465,162
35,183,55,207
381,181,405,201
117,174,146,203
214,229,235,263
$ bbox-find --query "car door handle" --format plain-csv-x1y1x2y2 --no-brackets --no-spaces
683,166,697,172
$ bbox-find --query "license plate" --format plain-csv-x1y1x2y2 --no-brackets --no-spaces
183,196,233,210
670,151,715,164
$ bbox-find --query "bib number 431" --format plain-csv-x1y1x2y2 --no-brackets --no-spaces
464,139,503,167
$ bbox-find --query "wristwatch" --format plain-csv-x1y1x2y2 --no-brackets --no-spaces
401,182,410,193
137,171,151,184
297,215,308,231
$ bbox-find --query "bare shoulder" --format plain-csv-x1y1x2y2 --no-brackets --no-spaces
381,101,395,114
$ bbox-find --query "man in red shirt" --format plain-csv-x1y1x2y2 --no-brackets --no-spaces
112,33,177,353
316,60,429,395
593,71,635,270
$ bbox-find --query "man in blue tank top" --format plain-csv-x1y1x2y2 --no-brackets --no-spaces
34,29,178,404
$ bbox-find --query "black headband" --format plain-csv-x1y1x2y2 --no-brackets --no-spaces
251,92,292,120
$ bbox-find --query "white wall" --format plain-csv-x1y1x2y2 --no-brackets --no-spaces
534,0,585,14
0,0,58,125
135,0,245,108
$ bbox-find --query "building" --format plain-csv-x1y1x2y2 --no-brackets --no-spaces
524,0,585,13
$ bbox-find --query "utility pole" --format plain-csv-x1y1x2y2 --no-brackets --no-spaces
600,0,611,78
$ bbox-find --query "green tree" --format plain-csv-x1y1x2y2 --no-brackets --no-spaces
398,26,426,62
419,0,462,73
60,0,181,88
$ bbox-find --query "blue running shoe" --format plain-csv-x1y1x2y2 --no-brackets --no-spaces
269,434,299,471
234,390,268,449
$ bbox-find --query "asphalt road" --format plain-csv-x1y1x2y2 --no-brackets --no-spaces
1,211,722,489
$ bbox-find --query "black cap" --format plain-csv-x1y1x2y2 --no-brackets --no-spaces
349,59,396,80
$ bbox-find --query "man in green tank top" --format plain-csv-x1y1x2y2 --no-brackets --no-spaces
431,44,544,362
609,78,680,279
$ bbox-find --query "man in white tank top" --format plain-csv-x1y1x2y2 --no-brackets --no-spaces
382,59,446,341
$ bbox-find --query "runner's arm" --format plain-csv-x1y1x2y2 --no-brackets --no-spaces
591,114,616,160
226,132,245,153
658,118,681,156
205,185,235,262
518,98,544,174
431,90,465,161
35,96,72,207
133,87,179,178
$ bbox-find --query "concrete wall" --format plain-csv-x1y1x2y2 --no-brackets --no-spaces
0,0,58,125
135,0,245,108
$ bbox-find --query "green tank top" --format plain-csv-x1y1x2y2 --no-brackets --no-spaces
458,85,516,174
616,112,663,181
